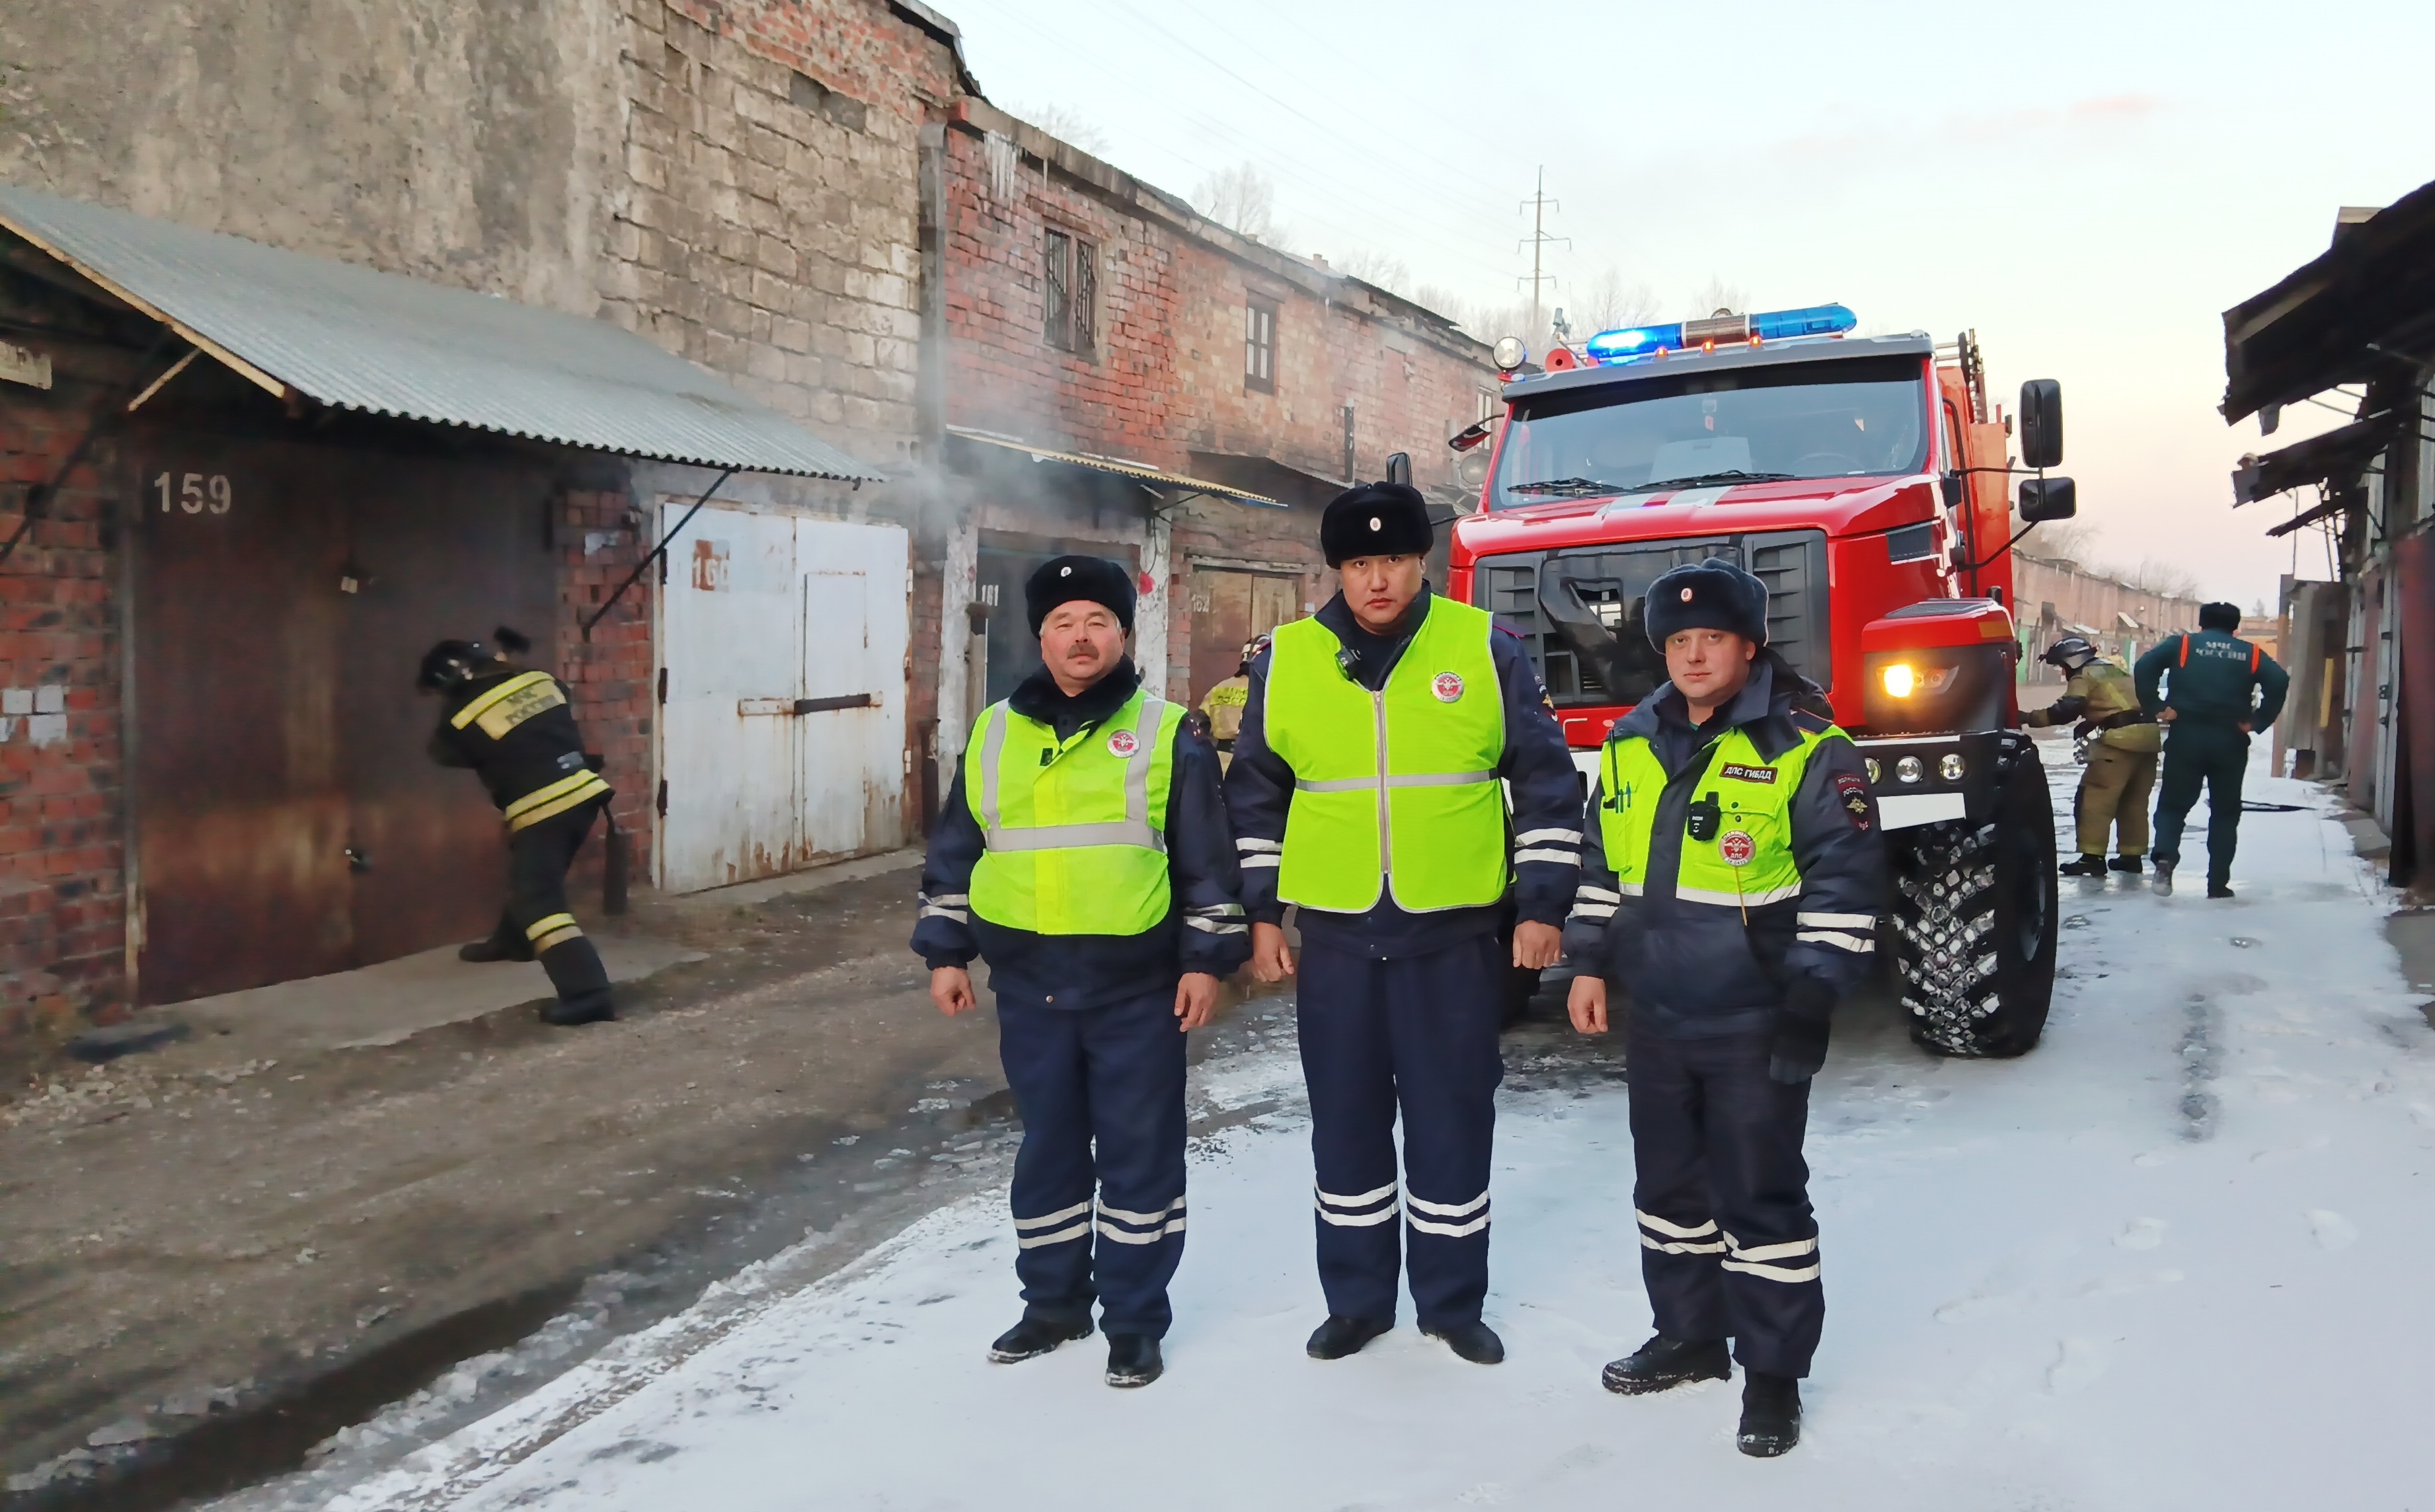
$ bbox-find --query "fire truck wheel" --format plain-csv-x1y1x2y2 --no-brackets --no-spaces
1890,755,2059,1057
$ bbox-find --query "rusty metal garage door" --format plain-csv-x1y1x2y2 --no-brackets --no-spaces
128,428,556,1004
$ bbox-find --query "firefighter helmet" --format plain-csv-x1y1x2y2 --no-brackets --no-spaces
2040,635,2098,672
417,638,490,693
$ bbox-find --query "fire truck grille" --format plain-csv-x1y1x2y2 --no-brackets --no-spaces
1473,529,1832,709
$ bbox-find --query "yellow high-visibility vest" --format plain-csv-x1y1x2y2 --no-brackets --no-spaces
966,687,1184,934
1265,598,1507,913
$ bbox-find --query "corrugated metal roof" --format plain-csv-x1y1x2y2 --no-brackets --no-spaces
0,184,883,481
946,426,1284,508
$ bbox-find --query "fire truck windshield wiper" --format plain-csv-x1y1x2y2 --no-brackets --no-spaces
1505,476,1635,496
1621,469,1798,495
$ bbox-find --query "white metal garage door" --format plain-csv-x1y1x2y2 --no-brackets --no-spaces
658,504,908,892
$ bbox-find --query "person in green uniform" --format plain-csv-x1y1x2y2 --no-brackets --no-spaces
2021,636,2162,877
2134,603,2289,899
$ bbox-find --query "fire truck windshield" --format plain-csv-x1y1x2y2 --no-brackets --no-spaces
1488,354,1928,511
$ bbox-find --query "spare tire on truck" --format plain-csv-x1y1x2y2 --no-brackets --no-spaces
1889,748,2058,1057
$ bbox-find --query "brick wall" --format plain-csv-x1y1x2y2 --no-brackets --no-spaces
0,359,132,1040
938,109,1492,494
555,486,658,888
934,102,1496,701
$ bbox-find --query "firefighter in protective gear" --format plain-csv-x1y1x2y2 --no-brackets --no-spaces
1225,481,1582,1369
2021,635,2161,877
1197,634,1268,769
2134,602,2290,898
421,628,616,1026
1561,557,1887,1458
913,555,1248,1390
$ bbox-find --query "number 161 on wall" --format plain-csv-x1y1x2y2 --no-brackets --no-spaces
154,471,232,514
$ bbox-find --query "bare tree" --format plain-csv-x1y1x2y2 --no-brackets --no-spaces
1192,164,1278,243
1011,102,1109,156
1574,267,1658,332
2017,517,2103,566
1689,276,1749,318
2124,557,2203,601
1334,249,1412,295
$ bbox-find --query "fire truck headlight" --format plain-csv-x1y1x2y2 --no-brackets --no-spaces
1939,753,1966,782
1492,336,1528,372
1895,756,1924,784
1881,663,1918,698
1865,758,1882,784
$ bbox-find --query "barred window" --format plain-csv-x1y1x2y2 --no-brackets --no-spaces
1044,230,1097,354
1245,296,1277,394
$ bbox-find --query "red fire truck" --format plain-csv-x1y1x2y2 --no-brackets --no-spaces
1446,307,2077,1057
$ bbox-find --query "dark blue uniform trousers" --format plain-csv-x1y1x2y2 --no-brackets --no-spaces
1627,1023,1824,1378
998,985,1188,1340
1297,933,1504,1330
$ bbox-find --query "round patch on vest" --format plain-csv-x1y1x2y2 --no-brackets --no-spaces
1106,728,1140,757
1719,830,1756,867
1432,671,1465,702
1679,586,1695,601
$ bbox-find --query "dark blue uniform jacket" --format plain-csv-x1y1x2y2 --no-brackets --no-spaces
912,658,1249,1009
1561,655,1888,1038
1223,589,1584,960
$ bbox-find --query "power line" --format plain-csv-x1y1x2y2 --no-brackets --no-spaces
948,0,1522,287
1516,167,1570,336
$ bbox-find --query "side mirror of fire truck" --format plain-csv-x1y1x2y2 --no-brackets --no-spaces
2019,379,2065,469
2017,475,2077,522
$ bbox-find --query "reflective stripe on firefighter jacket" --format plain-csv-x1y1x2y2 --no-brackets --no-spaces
1597,722,1846,909
966,687,1186,936
444,669,611,832
1264,597,1507,914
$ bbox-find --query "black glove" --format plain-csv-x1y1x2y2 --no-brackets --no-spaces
1767,974,1837,1085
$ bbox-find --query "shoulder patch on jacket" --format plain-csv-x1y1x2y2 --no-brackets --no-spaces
1834,771,1874,831
1720,762,1777,785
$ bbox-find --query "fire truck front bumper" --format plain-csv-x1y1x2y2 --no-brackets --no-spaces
1853,730,2035,831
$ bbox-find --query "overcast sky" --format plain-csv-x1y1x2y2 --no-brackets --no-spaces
945,0,2432,608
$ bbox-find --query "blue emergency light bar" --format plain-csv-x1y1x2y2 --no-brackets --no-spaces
1583,303,1857,364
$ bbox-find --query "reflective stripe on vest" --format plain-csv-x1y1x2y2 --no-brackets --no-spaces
966,687,1182,935
1597,722,1844,909
1265,598,1508,913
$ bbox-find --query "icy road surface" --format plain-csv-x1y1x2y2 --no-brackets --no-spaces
323,753,2435,1511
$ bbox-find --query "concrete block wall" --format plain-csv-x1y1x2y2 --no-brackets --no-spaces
608,0,952,467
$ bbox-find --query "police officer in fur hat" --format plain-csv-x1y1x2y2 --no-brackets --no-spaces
1562,557,1886,1456
1225,482,1582,1367
913,555,1249,1389
420,627,617,1026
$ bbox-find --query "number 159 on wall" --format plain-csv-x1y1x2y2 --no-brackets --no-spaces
155,472,232,514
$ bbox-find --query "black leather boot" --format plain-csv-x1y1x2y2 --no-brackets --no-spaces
540,994,615,1026
2058,854,2108,878
1600,1333,1730,1395
1737,1371,1802,1456
1421,1320,1504,1365
458,935,533,963
2107,854,2144,873
987,1315,1093,1363
1104,1334,1163,1387
1305,1315,1393,1360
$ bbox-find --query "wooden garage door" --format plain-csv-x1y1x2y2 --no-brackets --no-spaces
128,428,555,1004
1189,568,1300,706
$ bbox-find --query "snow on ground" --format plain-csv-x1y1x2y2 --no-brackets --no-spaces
325,750,2435,1511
